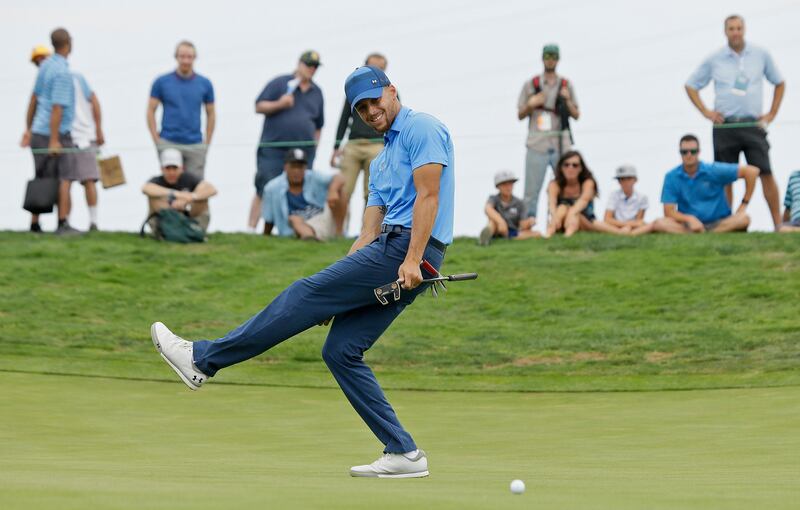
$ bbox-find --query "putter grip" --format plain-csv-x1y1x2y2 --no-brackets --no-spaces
448,273,478,281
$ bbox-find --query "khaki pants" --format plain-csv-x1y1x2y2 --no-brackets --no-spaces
157,138,208,179
340,139,383,201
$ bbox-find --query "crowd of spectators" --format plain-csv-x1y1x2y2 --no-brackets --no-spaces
20,14,799,241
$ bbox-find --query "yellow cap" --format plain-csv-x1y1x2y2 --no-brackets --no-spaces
30,45,52,63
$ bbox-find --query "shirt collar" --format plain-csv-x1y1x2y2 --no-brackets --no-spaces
50,53,68,66
680,161,708,179
726,43,749,58
385,106,411,143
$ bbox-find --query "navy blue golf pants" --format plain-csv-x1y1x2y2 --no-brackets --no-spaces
192,230,445,453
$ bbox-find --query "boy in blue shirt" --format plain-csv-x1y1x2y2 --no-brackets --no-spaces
779,170,800,233
653,134,758,233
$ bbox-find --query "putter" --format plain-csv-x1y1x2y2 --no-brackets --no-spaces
373,273,478,305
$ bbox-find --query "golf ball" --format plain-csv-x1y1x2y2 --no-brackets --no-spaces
510,479,525,494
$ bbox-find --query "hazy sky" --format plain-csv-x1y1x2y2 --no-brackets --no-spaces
2,0,799,235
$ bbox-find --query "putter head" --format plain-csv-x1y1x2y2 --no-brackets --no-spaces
374,281,401,305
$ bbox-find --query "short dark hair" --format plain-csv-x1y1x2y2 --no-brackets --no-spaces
364,53,387,65
725,14,744,27
175,40,196,58
51,28,71,50
679,134,699,147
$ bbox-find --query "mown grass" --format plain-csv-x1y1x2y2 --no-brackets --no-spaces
1,231,798,391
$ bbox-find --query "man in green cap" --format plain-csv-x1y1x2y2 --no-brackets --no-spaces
517,43,579,222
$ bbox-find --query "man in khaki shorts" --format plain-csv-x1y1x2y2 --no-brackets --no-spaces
330,53,388,211
262,149,347,241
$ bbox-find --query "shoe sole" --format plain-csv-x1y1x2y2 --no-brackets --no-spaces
150,323,200,391
350,470,429,479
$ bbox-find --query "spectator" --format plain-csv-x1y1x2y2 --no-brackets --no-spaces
19,44,52,232
517,43,579,222
142,148,217,232
545,151,622,237
147,40,215,178
479,170,538,245
64,71,104,231
330,53,388,210
23,28,79,235
779,170,800,233
685,14,785,229
250,50,324,233
603,164,654,235
261,149,347,241
30,45,51,67
652,134,757,234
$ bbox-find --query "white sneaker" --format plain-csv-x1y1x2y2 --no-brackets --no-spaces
150,322,208,391
350,449,429,478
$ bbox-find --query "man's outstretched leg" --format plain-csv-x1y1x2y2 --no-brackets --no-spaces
323,299,430,478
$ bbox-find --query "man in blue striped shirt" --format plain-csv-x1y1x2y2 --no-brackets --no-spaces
685,14,786,229
779,171,800,233
24,28,80,235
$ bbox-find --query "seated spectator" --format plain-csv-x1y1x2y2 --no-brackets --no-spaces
779,170,800,233
479,170,538,245
653,134,757,234
545,151,624,237
142,148,217,232
262,148,347,241
603,164,654,235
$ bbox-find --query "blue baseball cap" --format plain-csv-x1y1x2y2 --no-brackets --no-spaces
345,65,391,113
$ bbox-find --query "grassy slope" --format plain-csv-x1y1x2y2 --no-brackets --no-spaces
1,372,798,510
1,232,799,391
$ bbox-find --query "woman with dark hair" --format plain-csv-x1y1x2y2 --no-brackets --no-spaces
545,150,623,237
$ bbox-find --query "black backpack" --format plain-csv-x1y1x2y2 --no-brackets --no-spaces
140,209,205,243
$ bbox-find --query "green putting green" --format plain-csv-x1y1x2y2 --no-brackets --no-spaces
2,371,797,509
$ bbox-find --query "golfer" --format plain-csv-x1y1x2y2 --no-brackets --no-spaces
151,65,454,479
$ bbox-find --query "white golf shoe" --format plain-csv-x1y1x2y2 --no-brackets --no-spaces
350,449,429,478
150,322,208,391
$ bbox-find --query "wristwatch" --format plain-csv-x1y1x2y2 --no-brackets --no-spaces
168,191,175,204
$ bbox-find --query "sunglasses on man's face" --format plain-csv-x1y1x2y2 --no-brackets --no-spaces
680,149,699,155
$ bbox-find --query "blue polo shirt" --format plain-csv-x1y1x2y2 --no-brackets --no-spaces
262,169,333,237
257,74,324,144
367,106,455,245
784,170,800,224
661,161,739,223
150,71,214,144
31,54,75,135
686,44,783,119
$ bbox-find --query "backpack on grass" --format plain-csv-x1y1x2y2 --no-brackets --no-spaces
140,209,205,243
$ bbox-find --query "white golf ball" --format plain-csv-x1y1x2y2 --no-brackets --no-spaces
510,479,526,494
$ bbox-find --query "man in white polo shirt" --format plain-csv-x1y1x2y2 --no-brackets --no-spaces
603,164,653,235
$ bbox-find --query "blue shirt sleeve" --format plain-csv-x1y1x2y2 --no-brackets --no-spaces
262,181,278,223
33,69,45,96
203,78,215,104
150,76,164,100
709,162,739,185
686,55,713,90
366,159,385,207
50,72,74,107
256,77,284,103
763,49,784,85
785,173,799,208
661,173,679,204
404,115,450,171
314,91,324,130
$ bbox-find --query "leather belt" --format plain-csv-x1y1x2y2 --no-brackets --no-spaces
380,224,446,253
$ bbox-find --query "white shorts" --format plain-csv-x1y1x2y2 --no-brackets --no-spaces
305,204,338,241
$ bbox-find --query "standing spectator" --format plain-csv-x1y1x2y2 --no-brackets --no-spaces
685,14,785,229
330,53,388,210
778,170,800,233
652,134,758,234
20,44,52,232
23,28,79,235
545,151,622,237
147,40,215,178
261,149,347,241
479,170,538,245
249,50,325,233
64,71,104,231
603,164,654,235
517,43,579,222
142,148,217,233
